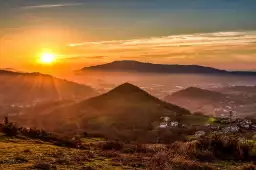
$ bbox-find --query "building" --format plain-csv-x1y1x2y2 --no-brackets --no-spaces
170,121,179,127
159,122,168,128
195,131,206,137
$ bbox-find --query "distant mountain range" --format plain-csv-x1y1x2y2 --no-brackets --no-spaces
212,86,256,96
14,83,190,133
165,87,256,117
169,87,226,101
80,60,256,75
0,70,97,104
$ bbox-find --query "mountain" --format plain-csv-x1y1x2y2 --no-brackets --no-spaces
80,60,227,74
80,60,256,75
14,83,190,133
212,86,256,96
0,70,97,104
170,87,226,101
165,87,228,115
165,87,256,117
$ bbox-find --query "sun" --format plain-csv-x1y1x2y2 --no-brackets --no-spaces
39,52,56,64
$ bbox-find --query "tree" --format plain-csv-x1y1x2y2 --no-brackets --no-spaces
2,117,18,137
4,116,8,125
229,111,234,124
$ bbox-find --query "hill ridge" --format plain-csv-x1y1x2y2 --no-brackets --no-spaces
16,83,190,132
0,69,97,104
80,60,256,76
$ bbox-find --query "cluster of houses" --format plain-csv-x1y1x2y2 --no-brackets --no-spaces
202,118,256,134
158,115,256,137
159,116,179,129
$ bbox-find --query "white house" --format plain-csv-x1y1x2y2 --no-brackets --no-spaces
170,121,179,127
159,122,168,128
222,126,239,133
195,131,206,137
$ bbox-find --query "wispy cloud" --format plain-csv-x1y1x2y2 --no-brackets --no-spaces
19,3,84,10
59,55,107,60
65,31,256,70
68,31,256,48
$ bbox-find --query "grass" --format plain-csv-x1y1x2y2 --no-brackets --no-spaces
0,133,255,170
81,137,106,145
0,134,148,170
180,115,210,125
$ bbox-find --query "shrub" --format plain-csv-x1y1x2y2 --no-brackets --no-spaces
53,137,83,148
196,135,253,161
148,151,215,170
101,141,123,150
122,144,154,154
82,166,95,170
170,135,255,162
54,157,71,165
169,156,215,170
99,151,120,158
238,164,256,170
148,151,170,170
31,162,57,170
14,156,28,163
20,128,51,139
3,122,18,136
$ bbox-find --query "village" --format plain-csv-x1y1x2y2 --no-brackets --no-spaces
158,112,256,138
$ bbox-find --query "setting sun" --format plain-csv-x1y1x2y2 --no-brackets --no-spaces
39,52,56,64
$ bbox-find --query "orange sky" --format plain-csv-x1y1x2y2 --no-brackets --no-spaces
1,1,256,75
1,28,256,75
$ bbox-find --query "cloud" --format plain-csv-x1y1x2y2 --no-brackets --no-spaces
59,55,107,60
19,3,84,10
68,31,256,48
65,30,256,70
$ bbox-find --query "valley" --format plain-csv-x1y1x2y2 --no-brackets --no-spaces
0,62,256,170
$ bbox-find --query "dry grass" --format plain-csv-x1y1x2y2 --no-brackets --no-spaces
0,134,255,170
0,137,129,170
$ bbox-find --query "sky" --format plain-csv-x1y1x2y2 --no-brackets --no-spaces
0,0,256,74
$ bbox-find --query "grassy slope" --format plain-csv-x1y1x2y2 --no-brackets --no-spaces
0,71,97,104
0,133,255,170
0,134,134,170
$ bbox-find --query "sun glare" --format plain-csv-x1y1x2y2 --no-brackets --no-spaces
39,52,56,64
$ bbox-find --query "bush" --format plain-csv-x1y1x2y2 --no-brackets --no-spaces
196,135,253,161
148,151,215,170
170,135,255,162
3,122,18,137
122,144,154,154
99,151,120,158
101,141,123,150
20,128,51,139
238,164,256,170
14,156,28,163
148,151,170,170
53,136,83,148
169,156,215,170
31,162,57,170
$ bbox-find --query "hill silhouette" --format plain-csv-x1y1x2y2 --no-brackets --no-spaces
0,70,97,104
213,86,256,96
80,60,256,75
169,87,225,101
81,60,226,74
165,87,256,116
15,83,190,133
